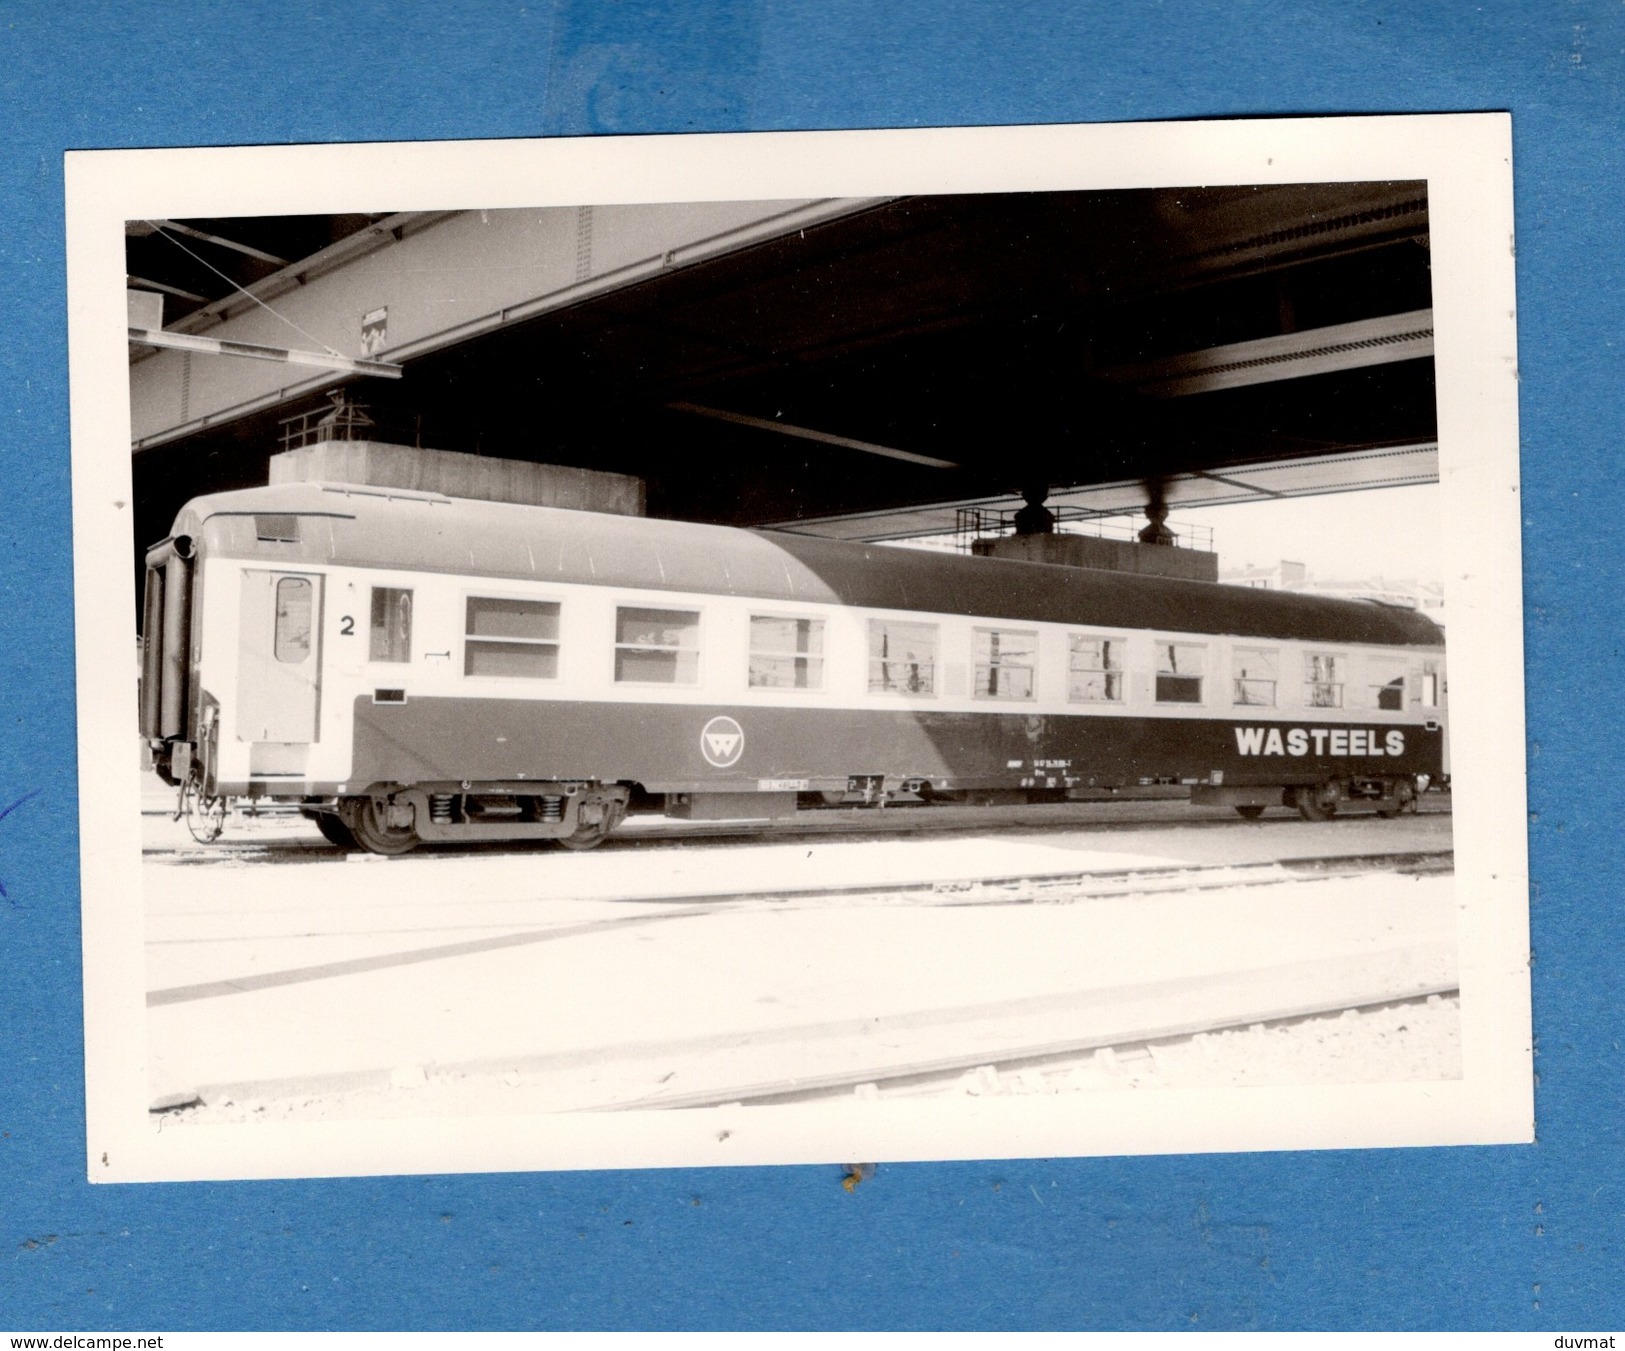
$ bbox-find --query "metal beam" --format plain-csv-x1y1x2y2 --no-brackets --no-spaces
770,442,1439,541
126,274,207,304
668,401,959,469
155,211,455,337
1105,309,1434,397
128,328,403,379
131,200,884,451
148,219,289,267
1192,468,1284,498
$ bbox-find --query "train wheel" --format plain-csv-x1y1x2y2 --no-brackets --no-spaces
555,820,611,851
1293,783,1340,823
347,797,420,856
312,812,357,849
1234,804,1267,820
1375,778,1417,818
555,798,625,851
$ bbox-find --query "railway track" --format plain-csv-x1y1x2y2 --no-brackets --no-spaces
604,986,1460,1112
142,795,1453,865
604,849,1454,914
145,821,1458,1118
143,851,1453,933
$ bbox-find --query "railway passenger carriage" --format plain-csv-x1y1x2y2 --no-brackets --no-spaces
140,482,1447,854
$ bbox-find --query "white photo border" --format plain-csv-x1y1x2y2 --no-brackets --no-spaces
66,115,1530,1183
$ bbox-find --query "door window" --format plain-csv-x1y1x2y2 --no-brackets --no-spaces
274,577,313,662
370,587,413,663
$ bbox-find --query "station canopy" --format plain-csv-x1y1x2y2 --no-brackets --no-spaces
127,184,1435,548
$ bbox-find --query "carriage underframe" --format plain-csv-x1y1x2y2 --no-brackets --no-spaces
214,696,1438,853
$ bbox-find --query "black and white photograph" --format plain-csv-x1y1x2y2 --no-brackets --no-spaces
67,117,1530,1182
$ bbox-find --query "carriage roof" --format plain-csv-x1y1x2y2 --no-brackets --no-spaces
164,482,1445,648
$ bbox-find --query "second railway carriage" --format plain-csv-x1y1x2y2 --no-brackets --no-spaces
140,481,1448,854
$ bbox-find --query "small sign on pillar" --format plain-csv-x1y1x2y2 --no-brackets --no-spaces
360,306,388,356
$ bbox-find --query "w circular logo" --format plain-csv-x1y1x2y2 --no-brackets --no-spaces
700,715,745,768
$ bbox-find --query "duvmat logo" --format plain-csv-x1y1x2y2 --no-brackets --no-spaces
700,715,746,768
1235,726,1406,757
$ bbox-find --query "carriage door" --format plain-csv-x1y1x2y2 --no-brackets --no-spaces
237,570,323,744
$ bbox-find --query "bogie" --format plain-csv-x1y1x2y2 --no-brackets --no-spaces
1375,777,1418,818
1293,781,1342,823
343,795,420,856
329,783,634,854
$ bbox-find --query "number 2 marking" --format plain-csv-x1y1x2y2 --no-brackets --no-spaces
339,615,355,636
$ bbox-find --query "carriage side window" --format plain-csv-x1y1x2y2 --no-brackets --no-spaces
1304,651,1345,708
1067,635,1123,703
273,577,313,663
615,606,700,684
868,619,937,695
465,596,560,678
1368,656,1408,711
1155,641,1205,704
1232,646,1278,707
370,587,413,663
749,615,825,690
974,628,1037,700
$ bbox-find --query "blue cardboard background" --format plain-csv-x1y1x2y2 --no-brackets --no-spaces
2,0,1620,1331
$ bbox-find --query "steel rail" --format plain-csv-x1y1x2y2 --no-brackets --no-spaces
141,797,1453,863
604,985,1460,1111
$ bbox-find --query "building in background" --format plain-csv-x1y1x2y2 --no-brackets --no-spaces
1221,559,1445,626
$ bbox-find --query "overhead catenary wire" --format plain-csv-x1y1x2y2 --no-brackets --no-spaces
145,221,346,357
